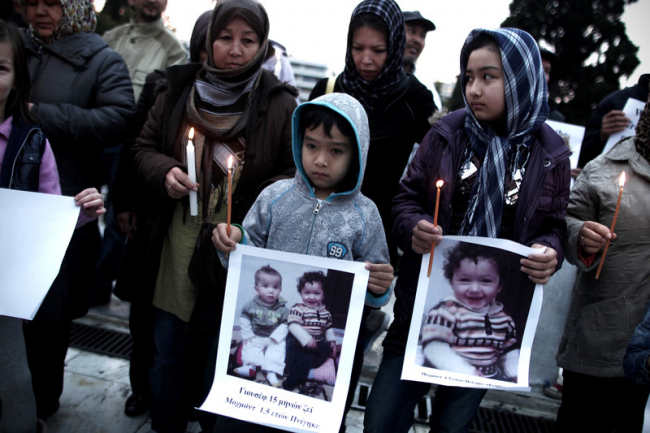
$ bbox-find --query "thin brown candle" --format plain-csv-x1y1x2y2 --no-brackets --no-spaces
595,171,626,280
427,180,444,278
227,155,233,237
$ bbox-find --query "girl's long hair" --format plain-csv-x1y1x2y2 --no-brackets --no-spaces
0,19,38,124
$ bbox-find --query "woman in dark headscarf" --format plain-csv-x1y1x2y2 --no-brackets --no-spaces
131,0,298,431
111,8,216,419
18,0,134,420
309,0,436,269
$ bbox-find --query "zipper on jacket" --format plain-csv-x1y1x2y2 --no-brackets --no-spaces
8,128,38,189
306,202,324,253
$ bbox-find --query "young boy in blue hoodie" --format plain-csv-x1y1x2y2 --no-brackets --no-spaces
212,92,393,308
212,93,393,428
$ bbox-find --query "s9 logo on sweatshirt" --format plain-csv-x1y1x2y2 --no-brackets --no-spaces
327,242,348,259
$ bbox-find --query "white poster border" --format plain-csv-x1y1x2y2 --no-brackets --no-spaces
401,236,544,391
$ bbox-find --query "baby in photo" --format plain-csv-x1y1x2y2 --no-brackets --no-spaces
421,243,519,381
234,265,289,387
283,271,337,391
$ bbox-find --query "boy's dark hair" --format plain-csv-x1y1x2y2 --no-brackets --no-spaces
348,12,389,49
296,270,327,293
461,33,500,72
300,104,360,192
0,20,38,124
301,104,356,143
443,242,512,285
254,265,282,287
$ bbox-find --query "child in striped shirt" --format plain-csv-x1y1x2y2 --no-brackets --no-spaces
282,271,337,391
421,242,519,381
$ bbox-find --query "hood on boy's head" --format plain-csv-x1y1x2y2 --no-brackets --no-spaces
292,93,370,198
460,28,549,137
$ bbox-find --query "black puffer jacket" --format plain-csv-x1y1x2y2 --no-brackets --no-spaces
22,30,135,196
21,29,135,321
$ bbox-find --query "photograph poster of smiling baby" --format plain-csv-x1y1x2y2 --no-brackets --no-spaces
402,236,544,391
200,245,369,432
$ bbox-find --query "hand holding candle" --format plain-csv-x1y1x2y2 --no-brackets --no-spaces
227,155,233,237
186,127,198,216
595,171,626,280
427,180,444,278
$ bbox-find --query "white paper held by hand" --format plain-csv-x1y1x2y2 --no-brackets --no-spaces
0,189,79,319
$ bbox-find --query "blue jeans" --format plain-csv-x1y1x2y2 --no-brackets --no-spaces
150,308,191,433
364,349,486,433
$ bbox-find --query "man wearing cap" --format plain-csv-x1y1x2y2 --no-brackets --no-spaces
540,48,566,122
402,11,441,110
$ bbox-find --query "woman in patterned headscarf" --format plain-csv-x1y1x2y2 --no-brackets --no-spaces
556,94,650,433
130,0,298,431
17,0,134,420
309,0,436,270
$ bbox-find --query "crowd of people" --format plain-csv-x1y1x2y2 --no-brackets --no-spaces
0,0,649,432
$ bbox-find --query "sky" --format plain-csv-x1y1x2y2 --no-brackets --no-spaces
96,0,649,89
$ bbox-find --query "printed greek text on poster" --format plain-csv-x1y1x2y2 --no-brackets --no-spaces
402,236,544,391
200,245,369,432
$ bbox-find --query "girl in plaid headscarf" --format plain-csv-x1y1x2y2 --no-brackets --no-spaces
365,28,571,433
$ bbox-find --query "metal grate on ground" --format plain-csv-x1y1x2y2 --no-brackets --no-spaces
69,323,556,433
69,322,133,360
353,383,555,433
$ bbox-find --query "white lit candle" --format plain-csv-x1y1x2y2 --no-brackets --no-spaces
187,127,198,216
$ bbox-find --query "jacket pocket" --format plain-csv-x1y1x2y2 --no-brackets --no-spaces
576,297,630,365
536,178,557,212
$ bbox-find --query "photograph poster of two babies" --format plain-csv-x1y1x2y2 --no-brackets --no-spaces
200,245,368,432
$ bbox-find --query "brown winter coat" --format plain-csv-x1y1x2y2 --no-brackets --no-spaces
129,63,297,325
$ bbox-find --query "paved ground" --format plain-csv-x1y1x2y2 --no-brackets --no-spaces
37,293,566,433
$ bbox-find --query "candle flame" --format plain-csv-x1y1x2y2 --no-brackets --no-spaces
619,171,626,187
436,180,444,188
228,155,233,170
188,127,194,140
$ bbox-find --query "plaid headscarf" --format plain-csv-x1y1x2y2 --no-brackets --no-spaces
459,28,549,237
20,0,97,45
340,0,405,113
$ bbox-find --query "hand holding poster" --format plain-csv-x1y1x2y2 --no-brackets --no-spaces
602,97,646,155
200,245,369,432
401,236,544,391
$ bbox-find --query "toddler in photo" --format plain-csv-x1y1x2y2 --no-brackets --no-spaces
234,265,289,387
421,243,519,381
283,271,337,391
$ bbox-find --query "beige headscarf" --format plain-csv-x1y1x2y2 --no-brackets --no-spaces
20,0,97,45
